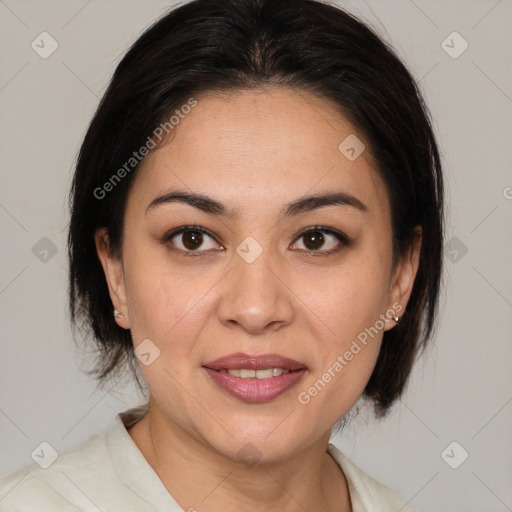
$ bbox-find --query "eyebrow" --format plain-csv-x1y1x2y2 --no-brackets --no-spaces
145,189,368,218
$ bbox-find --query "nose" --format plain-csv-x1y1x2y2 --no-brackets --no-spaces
216,244,295,335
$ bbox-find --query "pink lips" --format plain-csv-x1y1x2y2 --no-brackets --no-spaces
203,352,307,403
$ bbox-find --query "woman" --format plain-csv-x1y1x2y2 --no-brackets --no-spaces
0,0,444,510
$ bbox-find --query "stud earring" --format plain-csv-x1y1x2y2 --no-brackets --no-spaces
113,310,124,319
391,315,401,324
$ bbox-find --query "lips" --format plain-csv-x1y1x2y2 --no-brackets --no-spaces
203,352,307,371
203,352,307,403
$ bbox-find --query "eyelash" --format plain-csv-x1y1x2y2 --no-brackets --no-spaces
162,225,350,257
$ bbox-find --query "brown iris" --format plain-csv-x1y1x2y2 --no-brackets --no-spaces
302,230,324,250
182,230,204,250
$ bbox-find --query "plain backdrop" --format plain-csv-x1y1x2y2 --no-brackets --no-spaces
0,1,511,511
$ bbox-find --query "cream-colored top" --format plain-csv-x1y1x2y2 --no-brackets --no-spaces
0,407,416,511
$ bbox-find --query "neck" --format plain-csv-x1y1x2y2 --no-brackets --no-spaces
128,402,352,512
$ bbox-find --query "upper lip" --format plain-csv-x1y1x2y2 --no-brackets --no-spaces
203,352,307,371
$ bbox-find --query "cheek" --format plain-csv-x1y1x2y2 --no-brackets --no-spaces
293,252,390,417
296,341,381,432
309,271,386,383
121,250,214,419
122,241,213,344
304,251,391,345
296,272,386,424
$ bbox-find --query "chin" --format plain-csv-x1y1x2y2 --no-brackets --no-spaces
202,416,317,465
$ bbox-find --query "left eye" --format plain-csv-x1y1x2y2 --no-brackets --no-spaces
291,228,348,252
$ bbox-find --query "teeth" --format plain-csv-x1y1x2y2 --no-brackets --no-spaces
226,368,290,379
255,369,273,379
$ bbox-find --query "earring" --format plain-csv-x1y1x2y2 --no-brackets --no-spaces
114,310,124,319
391,315,401,324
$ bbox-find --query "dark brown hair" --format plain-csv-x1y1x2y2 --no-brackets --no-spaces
68,0,444,417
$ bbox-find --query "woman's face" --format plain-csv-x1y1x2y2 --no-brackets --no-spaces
97,87,419,463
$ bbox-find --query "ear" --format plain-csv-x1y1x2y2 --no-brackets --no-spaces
384,227,422,331
94,227,130,329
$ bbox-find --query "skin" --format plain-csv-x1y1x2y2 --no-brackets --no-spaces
95,87,421,512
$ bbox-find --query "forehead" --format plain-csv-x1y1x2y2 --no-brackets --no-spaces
128,87,390,219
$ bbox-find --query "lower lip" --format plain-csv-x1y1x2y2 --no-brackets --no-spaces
204,368,307,403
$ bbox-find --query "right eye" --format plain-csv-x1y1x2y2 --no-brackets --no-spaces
164,226,224,254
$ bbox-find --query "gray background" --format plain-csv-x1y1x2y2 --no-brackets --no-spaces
1,1,511,511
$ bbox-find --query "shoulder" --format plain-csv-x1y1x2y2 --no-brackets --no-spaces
0,473,83,511
0,407,162,512
327,443,418,512
0,431,113,511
